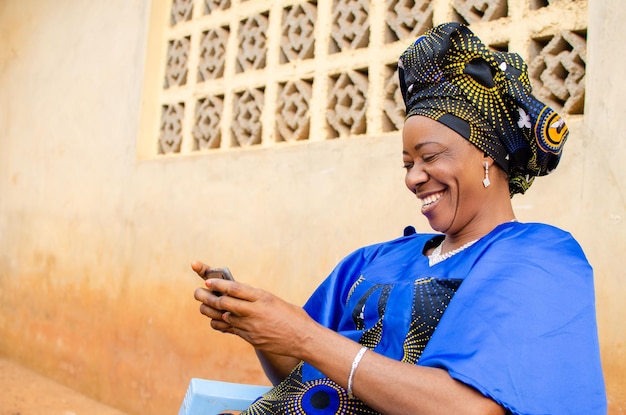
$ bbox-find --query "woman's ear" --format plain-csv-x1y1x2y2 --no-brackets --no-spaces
483,154,509,186
482,153,494,167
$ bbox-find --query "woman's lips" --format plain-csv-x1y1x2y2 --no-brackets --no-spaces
420,191,444,214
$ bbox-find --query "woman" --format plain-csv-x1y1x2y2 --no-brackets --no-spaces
193,23,606,414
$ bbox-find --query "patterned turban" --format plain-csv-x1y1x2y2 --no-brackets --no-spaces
398,22,568,196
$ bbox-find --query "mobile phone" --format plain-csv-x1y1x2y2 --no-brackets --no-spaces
201,267,234,297
202,267,235,281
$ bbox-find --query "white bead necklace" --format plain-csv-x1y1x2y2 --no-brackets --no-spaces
427,220,518,267
428,238,479,267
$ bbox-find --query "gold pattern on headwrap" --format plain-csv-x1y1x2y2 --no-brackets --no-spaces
398,23,568,196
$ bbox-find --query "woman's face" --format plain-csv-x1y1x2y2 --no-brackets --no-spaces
402,115,489,236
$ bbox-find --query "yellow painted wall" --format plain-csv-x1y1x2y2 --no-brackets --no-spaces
0,0,623,414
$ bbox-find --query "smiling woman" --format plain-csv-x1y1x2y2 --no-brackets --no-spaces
192,22,606,415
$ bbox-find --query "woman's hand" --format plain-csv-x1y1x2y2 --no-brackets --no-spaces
191,261,316,358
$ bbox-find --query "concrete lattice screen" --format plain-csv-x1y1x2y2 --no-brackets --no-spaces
144,0,587,156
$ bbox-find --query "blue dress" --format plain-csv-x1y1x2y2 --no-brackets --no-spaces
242,222,606,414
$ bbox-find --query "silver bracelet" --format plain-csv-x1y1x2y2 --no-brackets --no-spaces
347,346,368,399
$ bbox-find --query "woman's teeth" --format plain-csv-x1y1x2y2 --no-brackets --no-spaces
421,192,442,207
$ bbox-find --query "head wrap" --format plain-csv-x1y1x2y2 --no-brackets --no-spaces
398,22,568,196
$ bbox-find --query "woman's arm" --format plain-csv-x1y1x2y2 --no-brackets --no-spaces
254,350,299,385
301,323,505,415
197,276,505,415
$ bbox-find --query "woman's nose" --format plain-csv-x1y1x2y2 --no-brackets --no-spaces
405,165,427,194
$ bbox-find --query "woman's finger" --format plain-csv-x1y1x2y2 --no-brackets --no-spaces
205,278,260,305
210,318,236,334
198,302,224,319
191,260,212,279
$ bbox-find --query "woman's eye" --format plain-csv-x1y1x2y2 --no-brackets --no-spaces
422,153,437,162
402,162,413,170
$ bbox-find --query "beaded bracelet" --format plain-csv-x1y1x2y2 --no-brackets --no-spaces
347,346,368,399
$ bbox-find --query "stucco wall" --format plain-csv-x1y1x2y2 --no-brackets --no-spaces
0,1,624,414
585,0,626,409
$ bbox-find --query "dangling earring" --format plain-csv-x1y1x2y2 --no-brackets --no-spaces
482,162,491,188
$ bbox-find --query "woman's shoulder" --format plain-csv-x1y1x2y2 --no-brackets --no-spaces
491,221,581,247
484,221,591,269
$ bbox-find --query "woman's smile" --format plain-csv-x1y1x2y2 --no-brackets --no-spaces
419,191,444,214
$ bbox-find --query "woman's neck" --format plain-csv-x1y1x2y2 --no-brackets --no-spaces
442,205,516,253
